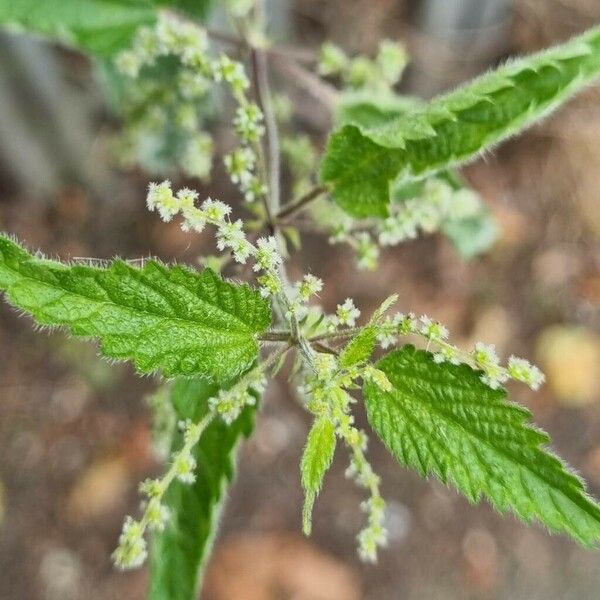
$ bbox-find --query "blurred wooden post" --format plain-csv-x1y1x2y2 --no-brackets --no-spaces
0,32,108,198
408,0,513,97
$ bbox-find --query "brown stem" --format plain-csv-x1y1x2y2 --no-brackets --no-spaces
276,185,330,222
206,28,315,63
311,341,340,356
309,327,363,342
260,330,292,342
251,44,281,218
269,53,339,111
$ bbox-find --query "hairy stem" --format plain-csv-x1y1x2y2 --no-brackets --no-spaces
262,327,368,345
260,330,292,342
309,327,364,342
311,341,339,356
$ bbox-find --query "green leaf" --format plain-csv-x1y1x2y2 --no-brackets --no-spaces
322,26,600,218
150,377,256,600
339,326,377,368
301,417,337,535
0,235,271,382
339,294,398,368
391,169,463,201
159,0,215,21
364,345,600,545
0,0,157,56
441,208,498,259
336,89,423,129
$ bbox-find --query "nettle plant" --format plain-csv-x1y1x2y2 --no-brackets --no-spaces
1,1,600,598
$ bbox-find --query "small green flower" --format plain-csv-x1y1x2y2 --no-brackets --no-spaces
174,453,197,484
297,274,323,301
336,298,361,327
112,517,147,570
419,315,449,341
317,43,348,76
254,237,282,272
376,40,408,85
508,356,545,390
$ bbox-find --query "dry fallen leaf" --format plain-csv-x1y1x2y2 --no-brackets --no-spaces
203,532,361,600
66,455,130,522
536,326,600,406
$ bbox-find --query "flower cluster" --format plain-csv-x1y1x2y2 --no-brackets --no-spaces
112,412,211,570
299,350,388,562
327,178,485,270
146,181,285,298
113,361,270,570
317,43,349,77
374,312,545,390
182,133,213,180
254,236,282,272
282,274,325,320
317,39,408,91
224,147,255,187
213,54,268,204
378,179,482,247
209,376,264,425
113,14,215,179
297,274,323,301
352,232,380,271
234,103,265,142
214,54,250,93
115,13,267,204
216,220,254,263
354,477,388,562
334,298,361,328
224,106,267,204
112,517,147,570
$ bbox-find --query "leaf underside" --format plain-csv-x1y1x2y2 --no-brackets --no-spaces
322,26,600,217
0,235,271,382
162,0,215,22
364,345,600,546
149,377,256,600
0,0,157,56
0,0,218,56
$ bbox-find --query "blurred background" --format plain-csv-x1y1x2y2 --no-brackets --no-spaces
0,1,599,598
